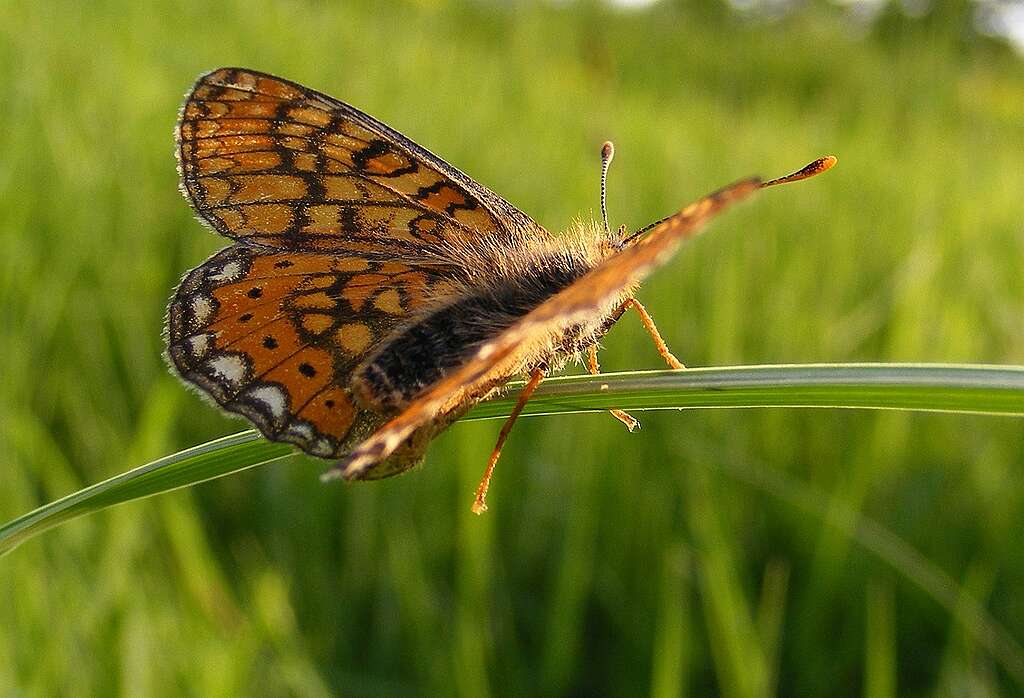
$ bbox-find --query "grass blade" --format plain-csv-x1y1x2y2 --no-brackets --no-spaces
0,432,294,557
468,363,1024,419
2,363,1022,557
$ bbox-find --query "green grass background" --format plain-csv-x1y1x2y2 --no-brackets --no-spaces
2,0,1024,695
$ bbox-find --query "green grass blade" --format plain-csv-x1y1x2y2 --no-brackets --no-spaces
468,363,1024,419
0,432,295,557
2,363,1022,557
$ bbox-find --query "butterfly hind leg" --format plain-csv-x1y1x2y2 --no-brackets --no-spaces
585,297,684,432
586,345,641,432
472,366,546,515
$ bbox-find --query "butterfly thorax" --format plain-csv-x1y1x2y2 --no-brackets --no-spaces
352,224,624,412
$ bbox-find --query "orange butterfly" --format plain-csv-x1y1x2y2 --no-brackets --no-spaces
166,68,834,512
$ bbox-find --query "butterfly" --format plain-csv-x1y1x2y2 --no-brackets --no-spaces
166,67,835,512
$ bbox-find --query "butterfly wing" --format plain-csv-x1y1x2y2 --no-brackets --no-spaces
167,243,461,461
338,178,763,478
177,67,548,254
170,67,555,472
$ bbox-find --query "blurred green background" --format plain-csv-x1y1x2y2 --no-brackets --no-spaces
3,0,1024,695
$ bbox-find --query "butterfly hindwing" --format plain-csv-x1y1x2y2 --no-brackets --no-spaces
177,68,548,254
167,243,460,459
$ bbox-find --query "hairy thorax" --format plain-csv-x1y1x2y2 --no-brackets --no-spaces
351,223,627,412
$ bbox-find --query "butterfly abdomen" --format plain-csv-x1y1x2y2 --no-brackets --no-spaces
354,255,598,411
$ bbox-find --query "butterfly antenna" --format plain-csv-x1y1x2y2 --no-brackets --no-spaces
600,141,615,236
621,155,837,247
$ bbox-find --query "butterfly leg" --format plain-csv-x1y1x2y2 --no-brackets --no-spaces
618,298,685,370
472,366,546,515
586,345,640,432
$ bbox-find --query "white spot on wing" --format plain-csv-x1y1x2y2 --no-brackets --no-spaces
248,384,288,419
186,333,211,358
206,353,248,389
311,439,333,457
286,422,315,441
191,295,214,325
210,261,243,283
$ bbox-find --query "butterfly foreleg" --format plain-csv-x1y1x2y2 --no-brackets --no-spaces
586,345,640,432
472,366,546,515
616,298,685,370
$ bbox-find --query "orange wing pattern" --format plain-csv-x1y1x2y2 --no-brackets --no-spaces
337,178,764,478
167,243,459,460
177,68,547,254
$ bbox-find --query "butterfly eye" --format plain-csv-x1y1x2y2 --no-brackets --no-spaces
608,224,630,252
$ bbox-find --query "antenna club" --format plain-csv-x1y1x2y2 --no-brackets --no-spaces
601,141,615,163
802,155,837,177
762,154,838,188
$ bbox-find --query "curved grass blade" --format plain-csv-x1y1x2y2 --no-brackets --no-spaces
0,432,295,557
2,363,1022,556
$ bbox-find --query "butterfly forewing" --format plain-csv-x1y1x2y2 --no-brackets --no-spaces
177,68,547,254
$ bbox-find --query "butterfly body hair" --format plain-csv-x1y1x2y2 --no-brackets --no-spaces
352,222,631,412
